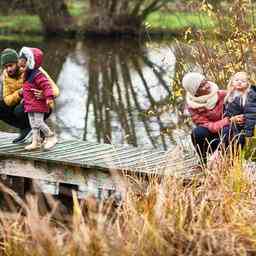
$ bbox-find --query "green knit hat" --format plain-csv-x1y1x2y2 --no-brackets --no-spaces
0,48,18,66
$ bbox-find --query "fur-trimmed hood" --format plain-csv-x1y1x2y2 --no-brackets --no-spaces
19,47,43,69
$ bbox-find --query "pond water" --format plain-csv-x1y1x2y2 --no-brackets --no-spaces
0,37,192,150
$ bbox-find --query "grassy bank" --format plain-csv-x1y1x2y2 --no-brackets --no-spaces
146,11,215,31
0,11,215,37
0,15,41,34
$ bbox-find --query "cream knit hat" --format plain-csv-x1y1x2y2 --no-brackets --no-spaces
182,72,206,96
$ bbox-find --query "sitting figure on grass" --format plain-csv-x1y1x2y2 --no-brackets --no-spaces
224,71,256,157
18,47,57,150
182,72,244,166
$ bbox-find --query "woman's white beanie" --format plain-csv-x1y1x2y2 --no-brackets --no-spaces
182,72,206,96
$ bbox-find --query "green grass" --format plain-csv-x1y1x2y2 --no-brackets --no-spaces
146,11,216,31
0,1,84,35
68,0,86,17
0,9,216,36
0,34,43,43
0,15,42,34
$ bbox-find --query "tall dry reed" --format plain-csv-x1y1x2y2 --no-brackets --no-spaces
0,150,256,255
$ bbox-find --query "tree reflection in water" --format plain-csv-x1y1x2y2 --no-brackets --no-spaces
53,38,192,150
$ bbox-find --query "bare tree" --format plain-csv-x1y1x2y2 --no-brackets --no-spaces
30,0,73,35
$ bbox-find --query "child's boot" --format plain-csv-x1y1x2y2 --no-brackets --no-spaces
25,131,41,150
44,132,58,150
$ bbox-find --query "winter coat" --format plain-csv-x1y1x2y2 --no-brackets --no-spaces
188,90,230,133
224,86,256,137
2,66,59,107
2,69,24,107
23,48,54,113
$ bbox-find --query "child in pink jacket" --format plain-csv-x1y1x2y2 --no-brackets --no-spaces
18,47,57,150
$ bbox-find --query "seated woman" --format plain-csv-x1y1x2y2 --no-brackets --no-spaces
182,72,244,164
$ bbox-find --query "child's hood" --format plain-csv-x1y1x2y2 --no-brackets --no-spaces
19,47,43,69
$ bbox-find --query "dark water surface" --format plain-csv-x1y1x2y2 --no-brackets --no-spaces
0,37,191,150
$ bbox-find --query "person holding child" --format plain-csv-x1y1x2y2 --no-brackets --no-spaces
182,72,245,164
18,47,57,150
0,48,59,144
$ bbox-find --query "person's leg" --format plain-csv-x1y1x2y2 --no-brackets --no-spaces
40,109,51,141
33,112,57,149
12,103,32,144
13,104,51,128
0,100,21,128
25,113,41,150
191,126,219,164
34,112,52,136
13,103,30,129
44,109,51,120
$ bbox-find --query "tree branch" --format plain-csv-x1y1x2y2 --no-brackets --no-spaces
131,0,146,16
109,0,117,14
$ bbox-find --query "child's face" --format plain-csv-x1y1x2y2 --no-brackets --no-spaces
18,58,27,72
232,73,249,92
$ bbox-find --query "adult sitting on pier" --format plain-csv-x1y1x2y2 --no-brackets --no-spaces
0,48,59,144
182,72,245,164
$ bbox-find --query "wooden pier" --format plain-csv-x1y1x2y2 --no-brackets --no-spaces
0,132,197,199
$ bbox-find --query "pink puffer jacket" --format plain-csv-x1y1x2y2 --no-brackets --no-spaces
22,48,54,113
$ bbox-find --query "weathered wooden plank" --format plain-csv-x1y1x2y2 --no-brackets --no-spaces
0,132,197,177
56,146,129,161
0,151,111,171
0,145,168,173
0,158,118,190
6,140,80,154
90,150,166,167
0,132,16,139
68,146,143,161
0,140,26,149
43,143,114,158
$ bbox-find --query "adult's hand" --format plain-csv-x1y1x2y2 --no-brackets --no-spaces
230,114,245,125
31,88,44,99
18,88,23,97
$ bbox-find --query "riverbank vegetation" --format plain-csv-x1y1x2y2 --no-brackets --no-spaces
0,11,215,37
1,152,256,255
0,0,218,37
0,1,253,38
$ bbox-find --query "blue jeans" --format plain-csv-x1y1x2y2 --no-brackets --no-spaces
191,125,244,163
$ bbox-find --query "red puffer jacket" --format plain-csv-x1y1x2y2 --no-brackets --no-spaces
22,48,54,113
188,90,230,133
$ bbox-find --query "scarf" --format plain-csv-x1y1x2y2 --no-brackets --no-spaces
186,82,219,110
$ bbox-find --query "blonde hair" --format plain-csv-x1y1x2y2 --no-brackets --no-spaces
224,71,250,104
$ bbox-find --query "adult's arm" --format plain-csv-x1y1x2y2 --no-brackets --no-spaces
39,67,59,97
2,71,22,107
34,72,54,100
191,113,230,133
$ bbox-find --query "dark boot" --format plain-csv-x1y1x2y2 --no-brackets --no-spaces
12,127,32,144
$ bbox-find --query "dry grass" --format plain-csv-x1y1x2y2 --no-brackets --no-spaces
0,151,255,255
1,1,256,255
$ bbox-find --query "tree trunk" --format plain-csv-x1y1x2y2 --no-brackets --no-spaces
86,0,168,35
31,0,73,35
